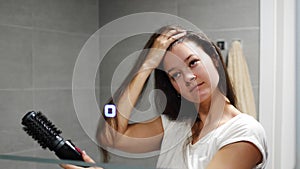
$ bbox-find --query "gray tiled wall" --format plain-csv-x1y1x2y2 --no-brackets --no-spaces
0,0,99,169
32,30,88,89
99,0,178,27
0,0,260,168
0,26,32,89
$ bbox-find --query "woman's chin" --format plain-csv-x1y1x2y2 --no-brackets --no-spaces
184,93,210,104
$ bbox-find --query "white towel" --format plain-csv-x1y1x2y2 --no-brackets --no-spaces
227,41,257,119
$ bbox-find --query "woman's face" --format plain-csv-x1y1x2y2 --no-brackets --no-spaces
163,41,220,103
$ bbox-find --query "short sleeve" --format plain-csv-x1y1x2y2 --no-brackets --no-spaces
217,114,268,169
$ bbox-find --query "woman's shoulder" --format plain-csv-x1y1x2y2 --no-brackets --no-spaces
216,113,268,168
216,113,267,155
232,113,265,131
220,113,266,137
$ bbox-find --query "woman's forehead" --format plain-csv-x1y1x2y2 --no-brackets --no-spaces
163,42,204,65
163,46,189,68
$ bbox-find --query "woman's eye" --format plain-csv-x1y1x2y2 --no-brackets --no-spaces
189,59,199,67
171,72,181,79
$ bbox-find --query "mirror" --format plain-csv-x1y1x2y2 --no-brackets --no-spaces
0,0,261,168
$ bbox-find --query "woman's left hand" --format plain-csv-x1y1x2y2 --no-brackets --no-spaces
60,151,103,169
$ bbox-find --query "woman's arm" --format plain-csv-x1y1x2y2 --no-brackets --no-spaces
206,141,263,169
98,28,187,153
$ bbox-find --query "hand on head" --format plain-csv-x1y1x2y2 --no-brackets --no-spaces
142,27,187,69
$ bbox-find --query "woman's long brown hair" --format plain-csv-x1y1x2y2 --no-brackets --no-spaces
97,26,237,162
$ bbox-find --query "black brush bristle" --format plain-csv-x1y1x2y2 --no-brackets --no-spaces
21,111,85,163
22,111,62,150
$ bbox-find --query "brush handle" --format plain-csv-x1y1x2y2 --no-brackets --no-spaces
21,111,84,162
55,140,83,161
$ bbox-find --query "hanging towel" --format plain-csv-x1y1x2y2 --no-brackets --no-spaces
227,41,257,119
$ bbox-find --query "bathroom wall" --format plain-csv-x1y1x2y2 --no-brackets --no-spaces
0,0,260,168
98,0,260,167
0,0,99,168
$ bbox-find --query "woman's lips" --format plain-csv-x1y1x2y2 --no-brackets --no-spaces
190,82,204,92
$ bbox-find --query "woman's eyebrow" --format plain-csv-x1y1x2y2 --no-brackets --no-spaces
167,67,175,73
184,54,194,63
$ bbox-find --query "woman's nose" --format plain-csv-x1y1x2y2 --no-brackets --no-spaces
184,72,196,86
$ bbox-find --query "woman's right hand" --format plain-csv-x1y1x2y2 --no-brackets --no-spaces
60,151,103,169
142,28,186,69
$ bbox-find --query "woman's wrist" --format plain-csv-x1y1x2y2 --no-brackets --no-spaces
140,62,156,72
141,49,165,69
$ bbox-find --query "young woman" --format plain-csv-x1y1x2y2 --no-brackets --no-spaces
61,26,268,169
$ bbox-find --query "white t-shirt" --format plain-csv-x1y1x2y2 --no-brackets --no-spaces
156,113,268,169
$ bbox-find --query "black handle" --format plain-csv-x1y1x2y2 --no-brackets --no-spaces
55,140,83,161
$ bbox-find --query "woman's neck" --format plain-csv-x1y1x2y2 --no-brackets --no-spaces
193,90,230,140
195,90,226,124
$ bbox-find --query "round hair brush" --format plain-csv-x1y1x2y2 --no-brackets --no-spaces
21,111,84,162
